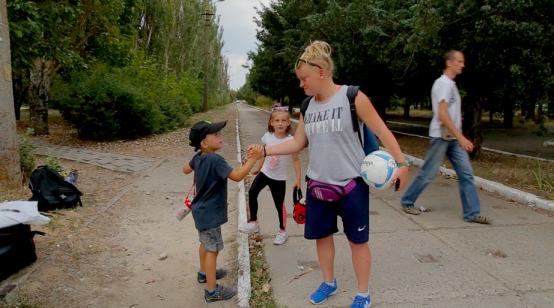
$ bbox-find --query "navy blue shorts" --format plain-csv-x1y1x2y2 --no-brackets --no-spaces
304,178,370,244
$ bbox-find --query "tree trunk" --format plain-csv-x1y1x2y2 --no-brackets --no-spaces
489,110,493,124
12,70,27,120
525,102,535,121
503,100,514,128
549,102,554,119
462,94,483,160
0,2,23,188
29,58,56,135
403,96,410,118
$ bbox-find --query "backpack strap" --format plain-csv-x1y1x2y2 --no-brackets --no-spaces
300,96,313,119
346,85,364,147
347,86,360,133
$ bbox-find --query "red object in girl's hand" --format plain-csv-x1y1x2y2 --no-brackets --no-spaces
293,188,306,224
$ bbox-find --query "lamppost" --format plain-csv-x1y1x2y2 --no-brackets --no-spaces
201,0,225,112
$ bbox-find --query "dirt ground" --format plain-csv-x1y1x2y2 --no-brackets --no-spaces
1,106,241,308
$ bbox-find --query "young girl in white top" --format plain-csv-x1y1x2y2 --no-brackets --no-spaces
239,109,301,245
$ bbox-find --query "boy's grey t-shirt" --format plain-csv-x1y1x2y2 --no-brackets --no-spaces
304,85,366,186
189,152,233,230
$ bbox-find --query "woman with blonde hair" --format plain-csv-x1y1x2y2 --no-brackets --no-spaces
249,41,409,307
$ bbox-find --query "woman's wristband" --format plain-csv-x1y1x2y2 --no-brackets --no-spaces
262,146,266,157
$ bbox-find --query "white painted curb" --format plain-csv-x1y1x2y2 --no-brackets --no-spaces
387,120,429,128
244,104,554,212
235,107,251,308
390,130,554,163
382,147,554,212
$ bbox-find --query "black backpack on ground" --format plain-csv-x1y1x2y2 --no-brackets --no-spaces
300,85,380,155
0,224,45,281
28,166,83,212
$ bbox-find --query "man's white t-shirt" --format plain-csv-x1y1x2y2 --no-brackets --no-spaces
429,75,462,138
260,132,294,181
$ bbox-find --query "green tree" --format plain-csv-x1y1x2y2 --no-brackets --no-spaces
8,0,133,134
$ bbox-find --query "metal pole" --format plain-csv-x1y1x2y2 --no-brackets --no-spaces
202,5,212,112
0,0,22,188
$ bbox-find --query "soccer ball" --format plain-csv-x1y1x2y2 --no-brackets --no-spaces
361,151,398,190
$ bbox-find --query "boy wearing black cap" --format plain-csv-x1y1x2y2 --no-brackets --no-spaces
183,120,263,302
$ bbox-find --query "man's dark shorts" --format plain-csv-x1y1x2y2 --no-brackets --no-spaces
304,178,369,244
198,226,224,252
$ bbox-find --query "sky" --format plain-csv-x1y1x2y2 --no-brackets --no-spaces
216,0,271,90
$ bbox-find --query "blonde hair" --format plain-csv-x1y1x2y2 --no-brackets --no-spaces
267,110,292,135
299,41,334,75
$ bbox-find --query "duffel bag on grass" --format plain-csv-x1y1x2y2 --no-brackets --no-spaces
0,224,45,281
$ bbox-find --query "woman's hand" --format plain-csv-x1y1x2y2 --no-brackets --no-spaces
391,165,409,191
252,169,261,175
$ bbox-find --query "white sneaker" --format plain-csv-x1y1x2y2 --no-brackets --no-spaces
273,231,288,245
239,222,260,234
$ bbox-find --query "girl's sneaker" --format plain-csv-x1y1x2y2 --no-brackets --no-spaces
351,295,371,308
273,230,288,245
239,222,260,234
309,279,338,305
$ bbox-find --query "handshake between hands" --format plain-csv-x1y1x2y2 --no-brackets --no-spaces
247,144,264,160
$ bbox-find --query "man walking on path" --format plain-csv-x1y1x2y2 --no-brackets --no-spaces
400,50,490,224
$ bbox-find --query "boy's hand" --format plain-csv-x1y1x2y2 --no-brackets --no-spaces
247,144,259,158
250,144,263,159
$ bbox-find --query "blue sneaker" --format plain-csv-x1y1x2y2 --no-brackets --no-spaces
310,279,338,305
351,295,371,308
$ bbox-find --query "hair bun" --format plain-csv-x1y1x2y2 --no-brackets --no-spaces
300,41,334,74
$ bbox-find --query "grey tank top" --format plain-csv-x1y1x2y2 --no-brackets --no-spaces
304,85,365,186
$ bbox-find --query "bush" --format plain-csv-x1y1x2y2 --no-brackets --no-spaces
44,151,64,173
51,59,202,140
19,138,36,182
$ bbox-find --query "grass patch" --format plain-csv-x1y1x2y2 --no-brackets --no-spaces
0,293,44,308
243,175,282,307
0,186,30,203
248,233,282,308
394,134,554,200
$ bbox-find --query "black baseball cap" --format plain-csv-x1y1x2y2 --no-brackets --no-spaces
189,120,227,151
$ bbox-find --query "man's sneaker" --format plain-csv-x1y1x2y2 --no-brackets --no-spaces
402,206,420,215
351,295,371,308
239,222,260,234
465,216,491,224
273,230,288,245
204,284,237,302
310,279,338,305
197,269,227,283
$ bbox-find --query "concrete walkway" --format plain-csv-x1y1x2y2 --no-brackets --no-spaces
237,104,554,308
31,140,155,173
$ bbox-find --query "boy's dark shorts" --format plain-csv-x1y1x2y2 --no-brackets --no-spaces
304,178,370,244
198,226,224,252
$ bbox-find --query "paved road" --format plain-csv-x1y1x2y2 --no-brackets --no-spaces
238,103,554,308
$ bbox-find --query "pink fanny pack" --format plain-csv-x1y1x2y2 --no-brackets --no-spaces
307,179,357,202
